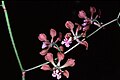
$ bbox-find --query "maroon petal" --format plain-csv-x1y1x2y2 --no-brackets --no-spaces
98,9,101,18
65,21,74,30
57,52,65,62
63,70,69,78
61,58,75,68
78,10,87,19
90,6,96,15
55,32,63,43
65,33,72,39
39,49,48,56
45,53,54,63
57,32,62,41
50,28,57,38
80,40,88,50
38,33,47,41
83,25,90,32
41,64,51,71
75,23,82,34
59,46,64,52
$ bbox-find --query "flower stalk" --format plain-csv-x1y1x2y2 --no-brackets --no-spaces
2,1,24,72
24,17,118,72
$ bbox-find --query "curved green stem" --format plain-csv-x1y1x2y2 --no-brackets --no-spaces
2,1,24,71
54,43,61,52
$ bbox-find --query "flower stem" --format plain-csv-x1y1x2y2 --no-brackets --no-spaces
22,72,26,80
86,18,117,39
53,43,61,52
117,12,120,27
25,62,50,72
2,1,24,71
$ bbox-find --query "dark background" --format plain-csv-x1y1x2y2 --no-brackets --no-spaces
1,0,120,80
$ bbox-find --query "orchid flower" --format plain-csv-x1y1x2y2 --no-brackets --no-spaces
61,33,72,47
38,29,62,55
63,21,89,49
41,52,75,80
78,7,102,28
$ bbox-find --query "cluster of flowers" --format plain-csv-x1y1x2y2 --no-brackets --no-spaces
38,6,101,80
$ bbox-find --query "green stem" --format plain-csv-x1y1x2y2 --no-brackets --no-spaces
22,71,26,80
2,1,24,71
117,12,120,27
86,18,117,38
22,77,25,80
54,43,61,52
25,62,50,72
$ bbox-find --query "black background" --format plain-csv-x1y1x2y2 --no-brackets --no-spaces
1,0,120,80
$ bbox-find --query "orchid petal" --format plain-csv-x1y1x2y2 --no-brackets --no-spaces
57,52,65,62
38,33,47,41
90,6,96,14
39,49,48,56
42,42,47,49
57,52,64,66
63,70,69,78
57,74,62,80
45,53,54,62
41,64,51,71
65,21,74,30
52,74,56,78
78,10,87,19
90,6,96,18
65,42,71,47
59,46,64,52
80,41,88,50
65,33,71,39
83,26,89,31
50,28,57,38
75,23,82,35
61,40,65,45
60,58,75,68
45,53,56,67
57,32,62,42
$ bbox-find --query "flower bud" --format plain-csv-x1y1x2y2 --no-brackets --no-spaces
45,53,53,62
60,58,75,68
78,10,87,19
65,21,74,30
41,64,51,71
90,6,96,15
39,49,48,56
50,28,57,38
38,33,47,41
